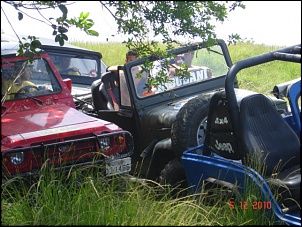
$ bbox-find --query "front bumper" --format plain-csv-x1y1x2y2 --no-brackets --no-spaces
2,131,134,182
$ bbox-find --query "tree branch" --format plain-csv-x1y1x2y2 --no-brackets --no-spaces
99,1,118,20
1,6,21,42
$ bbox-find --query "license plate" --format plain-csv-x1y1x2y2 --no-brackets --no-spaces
105,157,131,176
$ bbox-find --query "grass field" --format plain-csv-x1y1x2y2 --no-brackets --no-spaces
1,164,279,226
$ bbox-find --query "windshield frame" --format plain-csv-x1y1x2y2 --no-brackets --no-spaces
121,39,233,109
2,57,63,102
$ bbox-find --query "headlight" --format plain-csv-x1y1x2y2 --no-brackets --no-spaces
99,137,111,150
10,152,25,165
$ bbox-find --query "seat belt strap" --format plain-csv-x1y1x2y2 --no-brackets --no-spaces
107,88,119,111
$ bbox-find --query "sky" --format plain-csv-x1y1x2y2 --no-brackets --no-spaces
1,1,301,47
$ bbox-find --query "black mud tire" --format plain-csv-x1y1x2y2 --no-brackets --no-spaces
158,158,188,199
171,94,211,158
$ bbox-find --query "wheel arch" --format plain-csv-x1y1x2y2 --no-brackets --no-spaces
146,138,175,180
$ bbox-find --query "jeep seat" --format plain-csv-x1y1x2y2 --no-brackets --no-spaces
91,71,120,111
239,94,300,209
204,91,300,210
239,94,300,175
91,78,107,111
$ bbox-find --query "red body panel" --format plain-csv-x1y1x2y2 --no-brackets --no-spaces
1,46,133,179
2,104,120,150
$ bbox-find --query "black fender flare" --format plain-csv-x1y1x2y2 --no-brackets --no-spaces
145,138,174,180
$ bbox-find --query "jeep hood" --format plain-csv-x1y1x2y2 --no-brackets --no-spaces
2,104,120,147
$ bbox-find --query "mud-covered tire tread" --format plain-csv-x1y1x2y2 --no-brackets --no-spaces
171,94,211,158
158,158,188,198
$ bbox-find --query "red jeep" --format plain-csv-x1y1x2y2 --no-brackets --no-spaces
1,42,134,182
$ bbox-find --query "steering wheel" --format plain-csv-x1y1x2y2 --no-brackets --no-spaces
15,85,40,98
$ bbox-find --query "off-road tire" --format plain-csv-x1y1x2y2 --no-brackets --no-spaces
171,94,211,158
158,158,188,198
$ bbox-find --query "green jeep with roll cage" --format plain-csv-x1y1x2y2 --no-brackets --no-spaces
79,39,290,191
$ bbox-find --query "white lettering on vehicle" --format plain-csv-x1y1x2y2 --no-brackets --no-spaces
162,68,208,90
190,72,197,82
214,140,234,153
38,125,78,136
195,70,204,81
175,77,183,87
214,117,229,124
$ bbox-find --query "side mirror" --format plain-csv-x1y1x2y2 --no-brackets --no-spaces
63,78,72,93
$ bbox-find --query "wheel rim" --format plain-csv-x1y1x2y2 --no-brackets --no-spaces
196,117,207,145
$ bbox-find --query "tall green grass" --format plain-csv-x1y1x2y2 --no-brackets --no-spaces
3,158,291,226
1,164,236,226
71,41,130,66
2,162,282,226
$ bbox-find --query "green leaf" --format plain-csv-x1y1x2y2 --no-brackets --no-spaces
84,23,93,30
61,34,68,41
59,38,64,46
31,40,42,49
86,30,99,36
58,26,68,33
18,12,23,20
83,12,89,18
55,35,60,42
63,22,69,27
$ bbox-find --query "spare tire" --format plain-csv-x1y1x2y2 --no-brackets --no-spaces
171,94,211,158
